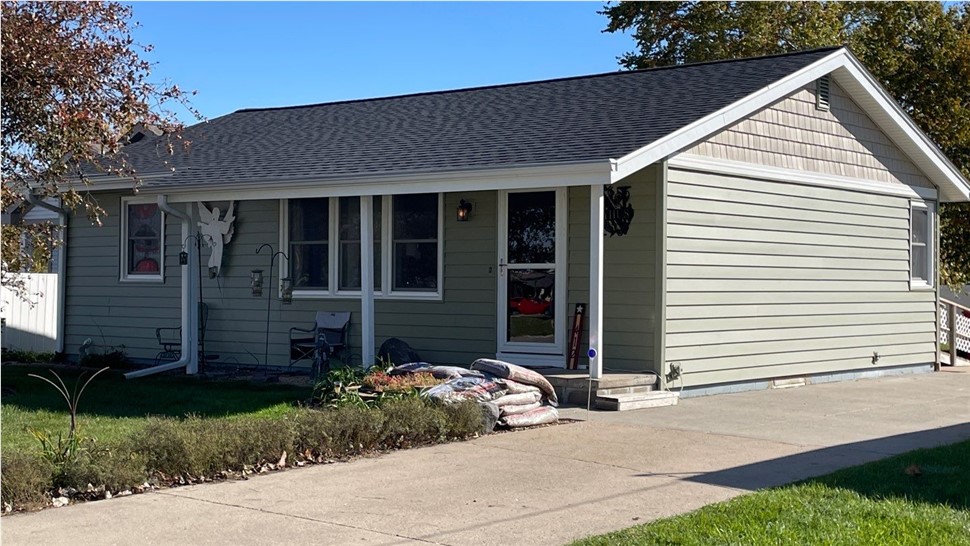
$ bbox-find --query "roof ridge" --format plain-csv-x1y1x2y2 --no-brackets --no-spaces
234,46,845,114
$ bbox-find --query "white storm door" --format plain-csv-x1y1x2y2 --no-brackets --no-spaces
497,188,567,360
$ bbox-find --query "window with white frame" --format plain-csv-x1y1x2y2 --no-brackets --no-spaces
392,194,439,292
910,201,933,288
121,197,164,281
338,196,381,292
288,197,330,290
283,194,441,297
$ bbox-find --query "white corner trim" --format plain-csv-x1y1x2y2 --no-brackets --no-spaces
611,49,848,183
669,154,939,200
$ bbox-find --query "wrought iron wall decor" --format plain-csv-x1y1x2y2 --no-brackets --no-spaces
604,185,634,237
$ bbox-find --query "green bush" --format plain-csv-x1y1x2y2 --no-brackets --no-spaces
5,398,486,511
56,447,146,492
1,451,53,509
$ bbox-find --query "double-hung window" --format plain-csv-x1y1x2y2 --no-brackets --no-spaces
910,201,934,289
338,196,382,292
284,193,441,298
121,197,164,282
288,197,330,291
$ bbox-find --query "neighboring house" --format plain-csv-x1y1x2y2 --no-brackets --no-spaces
63,47,969,393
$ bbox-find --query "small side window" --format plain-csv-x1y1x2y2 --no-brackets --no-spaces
910,202,933,289
121,198,164,281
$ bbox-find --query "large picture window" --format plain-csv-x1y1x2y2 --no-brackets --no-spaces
121,197,164,281
283,194,441,298
910,201,934,289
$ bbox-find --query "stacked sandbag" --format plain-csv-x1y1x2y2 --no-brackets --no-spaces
414,358,560,430
470,359,559,406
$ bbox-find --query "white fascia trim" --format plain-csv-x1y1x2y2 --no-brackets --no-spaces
612,49,970,203
63,171,175,192
611,49,848,183
833,54,970,203
669,154,939,201
146,161,612,203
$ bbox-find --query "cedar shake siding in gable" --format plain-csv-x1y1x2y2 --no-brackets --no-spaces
683,81,934,189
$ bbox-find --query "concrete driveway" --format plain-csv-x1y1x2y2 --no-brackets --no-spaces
4,370,969,546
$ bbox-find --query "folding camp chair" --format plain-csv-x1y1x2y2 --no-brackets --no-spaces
289,311,351,376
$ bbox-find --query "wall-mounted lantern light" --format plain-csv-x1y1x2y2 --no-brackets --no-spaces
280,277,293,304
250,269,264,297
457,199,473,222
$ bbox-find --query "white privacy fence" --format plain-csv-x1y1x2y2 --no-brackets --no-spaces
1,273,59,353
940,298,970,366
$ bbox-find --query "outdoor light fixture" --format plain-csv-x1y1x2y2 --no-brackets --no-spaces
280,277,293,304
250,269,264,297
179,250,189,265
457,199,473,222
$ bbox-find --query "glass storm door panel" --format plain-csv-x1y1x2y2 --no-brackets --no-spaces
498,189,566,358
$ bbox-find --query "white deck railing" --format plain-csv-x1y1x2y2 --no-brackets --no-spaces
941,297,970,366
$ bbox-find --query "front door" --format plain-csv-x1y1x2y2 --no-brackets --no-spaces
497,188,567,366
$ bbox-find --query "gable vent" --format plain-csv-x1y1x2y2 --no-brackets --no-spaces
816,75,831,111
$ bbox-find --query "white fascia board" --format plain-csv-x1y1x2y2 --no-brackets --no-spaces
145,161,612,203
670,154,939,201
610,49,848,183
60,171,175,193
612,48,969,203
832,54,970,203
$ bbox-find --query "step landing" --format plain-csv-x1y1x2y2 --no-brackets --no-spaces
595,391,680,411
539,370,661,408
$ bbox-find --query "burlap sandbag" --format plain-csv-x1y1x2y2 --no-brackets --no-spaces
493,391,542,407
470,359,559,406
499,401,542,416
499,406,559,428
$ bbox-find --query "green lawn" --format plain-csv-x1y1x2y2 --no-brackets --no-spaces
1,364,310,454
571,440,970,546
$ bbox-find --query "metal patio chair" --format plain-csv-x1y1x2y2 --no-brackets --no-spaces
289,311,351,376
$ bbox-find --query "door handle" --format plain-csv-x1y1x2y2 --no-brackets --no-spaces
498,258,508,277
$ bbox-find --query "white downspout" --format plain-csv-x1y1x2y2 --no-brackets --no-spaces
24,194,68,354
125,195,198,379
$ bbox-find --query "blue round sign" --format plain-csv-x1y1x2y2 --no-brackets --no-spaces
587,348,597,359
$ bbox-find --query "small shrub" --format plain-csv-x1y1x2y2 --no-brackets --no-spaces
56,446,146,492
439,400,490,438
1,451,53,509
380,397,449,448
79,349,129,369
0,348,58,364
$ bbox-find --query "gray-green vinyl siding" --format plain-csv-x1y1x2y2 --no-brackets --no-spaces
568,165,659,372
64,193,181,359
65,192,497,367
664,167,936,387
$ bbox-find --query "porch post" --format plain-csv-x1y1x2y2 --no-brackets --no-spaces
360,196,376,367
589,184,605,379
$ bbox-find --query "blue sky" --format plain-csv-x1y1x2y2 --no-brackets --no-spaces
129,2,633,123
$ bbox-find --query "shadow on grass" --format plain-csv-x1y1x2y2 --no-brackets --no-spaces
0,363,311,419
677,423,970,510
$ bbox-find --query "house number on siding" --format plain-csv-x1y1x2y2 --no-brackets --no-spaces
604,185,634,237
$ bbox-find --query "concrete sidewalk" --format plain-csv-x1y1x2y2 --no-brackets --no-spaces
4,371,969,546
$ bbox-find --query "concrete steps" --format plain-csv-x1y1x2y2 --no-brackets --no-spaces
595,391,680,411
540,371,671,410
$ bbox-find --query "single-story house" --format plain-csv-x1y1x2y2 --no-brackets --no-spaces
61,46,969,394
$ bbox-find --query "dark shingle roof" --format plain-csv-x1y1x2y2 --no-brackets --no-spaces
120,47,841,188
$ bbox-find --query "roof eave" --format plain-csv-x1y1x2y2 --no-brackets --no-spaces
610,48,970,203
